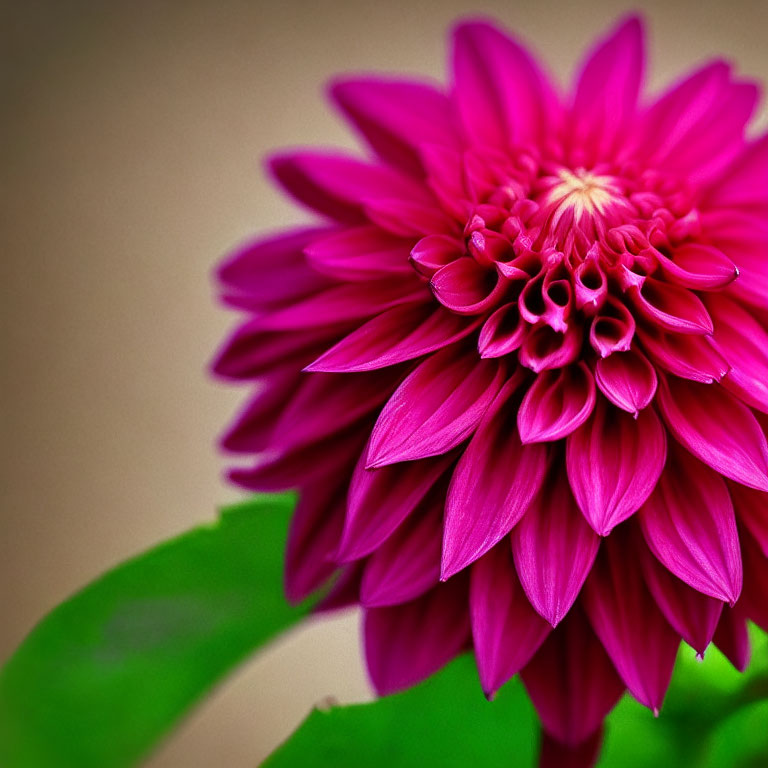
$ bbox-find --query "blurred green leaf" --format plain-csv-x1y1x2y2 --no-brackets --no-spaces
262,653,537,768
0,493,305,768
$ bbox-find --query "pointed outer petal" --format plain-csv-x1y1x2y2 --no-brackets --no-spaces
636,324,729,384
589,296,636,357
359,481,445,607
740,528,768,632
539,729,604,768
627,278,713,335
268,151,436,223
337,448,454,561
638,537,723,656
442,373,548,579
363,196,457,238
636,62,758,184
470,544,552,697
364,575,471,695
366,347,505,468
728,481,768,557
655,243,738,291
657,374,768,491
707,293,768,413
212,319,350,381
517,362,596,444
410,234,465,278
219,370,301,453
270,368,403,453
521,606,625,746
713,603,751,672
258,279,428,330
519,322,583,373
478,302,527,358
217,227,333,306
639,442,742,603
451,21,560,150
570,16,644,162
330,78,461,176
566,399,666,536
314,561,365,614
704,134,768,216
303,226,413,282
285,479,348,603
594,348,657,414
430,258,507,315
229,426,367,493
583,531,680,712
305,303,481,373
511,469,600,627
419,144,474,222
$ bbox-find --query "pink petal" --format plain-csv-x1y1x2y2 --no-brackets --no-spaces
519,323,583,373
364,576,470,695
315,562,364,614
478,302,527,358
359,482,444,607
511,469,600,626
306,303,480,373
589,296,636,357
521,607,624,747
470,544,551,697
708,293,768,413
269,151,434,223
638,537,723,656
628,278,713,335
566,399,666,536
430,258,506,315
740,528,768,632
539,730,604,768
636,325,729,384
594,348,657,414
330,78,460,176
655,243,738,291
570,16,644,163
337,447,453,561
728,481,768,557
363,196,456,237
639,443,742,603
704,134,768,216
713,604,751,672
517,362,596,444
451,21,559,150
584,531,680,712
367,348,504,467
410,234,465,278
442,373,547,578
657,375,768,492
303,226,413,282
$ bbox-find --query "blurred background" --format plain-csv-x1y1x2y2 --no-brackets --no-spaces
2,0,767,764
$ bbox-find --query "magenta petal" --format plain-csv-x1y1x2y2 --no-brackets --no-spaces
306,303,480,373
713,604,752,672
442,374,547,578
521,606,624,747
451,21,559,150
431,258,506,315
478,302,527,358
628,278,713,335
657,375,768,492
705,134,768,217
639,443,742,603
584,531,679,712
594,348,657,414
512,469,600,626
470,545,551,697
728,481,768,557
330,78,460,175
566,399,666,536
638,538,723,656
337,448,453,561
359,483,444,607
364,576,470,695
304,226,413,282
367,348,504,467
571,15,644,162
539,730,604,768
518,362,596,444
655,243,738,291
740,529,768,633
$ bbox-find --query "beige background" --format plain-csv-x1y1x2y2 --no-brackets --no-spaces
2,0,767,764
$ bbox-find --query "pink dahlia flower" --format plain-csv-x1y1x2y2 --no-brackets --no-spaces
214,14,768,764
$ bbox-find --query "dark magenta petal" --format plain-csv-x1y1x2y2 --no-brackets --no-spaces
539,730,604,768
567,399,666,535
637,325,729,384
728,481,768,557
713,604,752,672
594,347,657,414
628,278,713,335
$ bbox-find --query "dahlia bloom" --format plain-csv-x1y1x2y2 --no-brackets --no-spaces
214,15,768,763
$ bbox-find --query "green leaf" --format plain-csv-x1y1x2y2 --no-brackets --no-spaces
262,654,538,768
0,493,305,768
